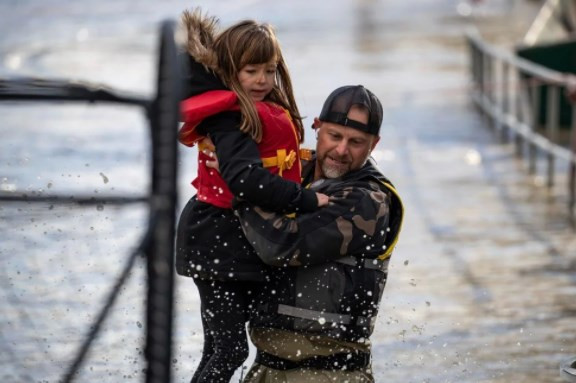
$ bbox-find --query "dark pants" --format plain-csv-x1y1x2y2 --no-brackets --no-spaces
191,278,260,383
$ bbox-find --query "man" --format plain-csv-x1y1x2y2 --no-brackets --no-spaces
233,85,404,382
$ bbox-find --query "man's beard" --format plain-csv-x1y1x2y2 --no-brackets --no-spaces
320,163,346,178
319,154,369,179
320,156,350,179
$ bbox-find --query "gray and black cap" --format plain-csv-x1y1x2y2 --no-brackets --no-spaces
317,85,383,136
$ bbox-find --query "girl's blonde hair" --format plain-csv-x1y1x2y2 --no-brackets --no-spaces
213,20,303,143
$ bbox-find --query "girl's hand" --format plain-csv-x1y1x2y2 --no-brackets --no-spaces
316,193,330,207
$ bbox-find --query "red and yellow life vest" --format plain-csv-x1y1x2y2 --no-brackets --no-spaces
180,90,303,208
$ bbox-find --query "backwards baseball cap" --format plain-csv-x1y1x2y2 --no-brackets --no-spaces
317,85,383,136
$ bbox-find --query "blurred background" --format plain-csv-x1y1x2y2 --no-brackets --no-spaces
1,0,575,382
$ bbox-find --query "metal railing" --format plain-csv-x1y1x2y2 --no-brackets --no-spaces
466,28,576,219
0,20,181,383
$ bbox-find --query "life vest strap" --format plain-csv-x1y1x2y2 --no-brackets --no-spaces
261,149,296,176
299,148,313,161
255,350,371,371
197,140,304,177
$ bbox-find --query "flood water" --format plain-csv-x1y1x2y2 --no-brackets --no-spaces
1,0,575,382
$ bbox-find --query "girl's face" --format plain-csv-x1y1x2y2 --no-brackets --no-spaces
237,60,276,102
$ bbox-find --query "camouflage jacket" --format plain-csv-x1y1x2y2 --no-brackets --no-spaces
234,155,404,343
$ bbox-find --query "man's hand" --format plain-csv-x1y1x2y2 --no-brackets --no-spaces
203,149,219,170
200,137,220,171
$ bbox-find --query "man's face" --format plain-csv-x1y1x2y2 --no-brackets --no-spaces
314,106,380,179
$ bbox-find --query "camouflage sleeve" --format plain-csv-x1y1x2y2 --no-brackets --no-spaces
234,182,391,267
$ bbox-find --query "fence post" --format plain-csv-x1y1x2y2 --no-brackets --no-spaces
145,20,180,383
528,78,540,175
546,85,559,188
487,54,496,130
515,68,526,158
567,81,576,219
500,60,511,143
481,49,490,123
570,106,576,218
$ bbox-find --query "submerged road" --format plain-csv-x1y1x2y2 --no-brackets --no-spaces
1,0,575,382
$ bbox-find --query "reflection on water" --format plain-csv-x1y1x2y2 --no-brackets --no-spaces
0,202,148,382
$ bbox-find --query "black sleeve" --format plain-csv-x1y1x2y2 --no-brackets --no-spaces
209,129,318,213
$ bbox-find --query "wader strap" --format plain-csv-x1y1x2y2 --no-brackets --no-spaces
255,350,371,371
335,256,389,272
277,304,351,324
274,303,371,327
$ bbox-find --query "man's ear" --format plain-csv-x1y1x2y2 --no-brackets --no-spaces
370,136,380,151
312,117,322,130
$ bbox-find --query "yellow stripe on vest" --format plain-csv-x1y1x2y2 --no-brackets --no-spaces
378,181,404,260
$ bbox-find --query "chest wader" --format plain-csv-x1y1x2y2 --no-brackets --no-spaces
252,178,404,372
253,256,390,371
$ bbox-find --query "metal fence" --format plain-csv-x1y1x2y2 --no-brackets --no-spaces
466,28,576,220
0,20,180,383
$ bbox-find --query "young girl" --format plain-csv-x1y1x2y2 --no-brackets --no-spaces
175,9,327,383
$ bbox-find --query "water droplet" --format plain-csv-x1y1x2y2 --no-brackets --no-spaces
99,172,109,184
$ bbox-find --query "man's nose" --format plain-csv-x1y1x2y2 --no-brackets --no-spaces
334,140,349,156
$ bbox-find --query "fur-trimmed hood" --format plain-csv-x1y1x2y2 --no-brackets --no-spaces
181,8,219,72
179,9,227,99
